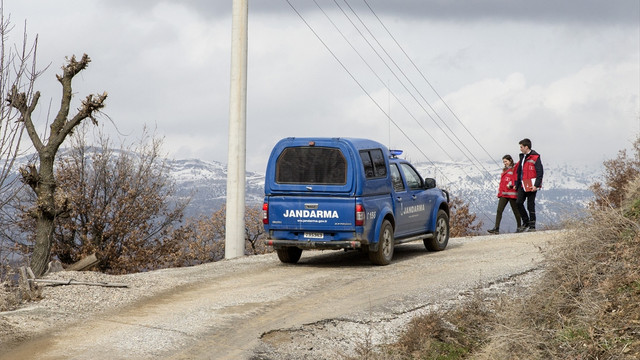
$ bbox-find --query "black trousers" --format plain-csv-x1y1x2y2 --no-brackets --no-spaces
516,187,537,227
494,197,522,229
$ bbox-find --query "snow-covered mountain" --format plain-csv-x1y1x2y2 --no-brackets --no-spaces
169,157,602,231
166,158,265,217
414,160,602,232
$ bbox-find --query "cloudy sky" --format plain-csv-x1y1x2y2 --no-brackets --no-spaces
5,0,639,176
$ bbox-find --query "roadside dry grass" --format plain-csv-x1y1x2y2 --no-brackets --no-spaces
0,264,42,312
353,179,640,360
0,270,20,312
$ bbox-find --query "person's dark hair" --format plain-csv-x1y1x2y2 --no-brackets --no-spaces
502,154,514,167
519,138,532,149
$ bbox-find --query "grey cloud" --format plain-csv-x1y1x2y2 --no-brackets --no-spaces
108,0,639,25
360,0,639,25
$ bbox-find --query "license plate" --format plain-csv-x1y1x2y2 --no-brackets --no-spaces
304,232,324,239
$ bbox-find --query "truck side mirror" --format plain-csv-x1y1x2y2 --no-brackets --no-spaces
424,177,436,189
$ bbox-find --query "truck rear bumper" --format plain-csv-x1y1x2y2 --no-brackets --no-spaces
266,239,363,250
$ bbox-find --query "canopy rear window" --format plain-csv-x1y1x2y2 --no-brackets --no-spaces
359,149,387,179
276,146,347,185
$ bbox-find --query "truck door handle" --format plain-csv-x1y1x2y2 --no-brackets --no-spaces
396,197,402,201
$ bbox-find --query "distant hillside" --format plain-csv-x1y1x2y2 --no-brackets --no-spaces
169,157,601,231
7,151,602,230
166,158,264,218
414,161,601,232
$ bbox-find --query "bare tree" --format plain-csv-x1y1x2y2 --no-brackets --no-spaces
53,126,187,274
6,53,107,276
0,3,43,277
0,8,27,201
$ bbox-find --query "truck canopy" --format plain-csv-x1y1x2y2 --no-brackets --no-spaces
264,137,392,196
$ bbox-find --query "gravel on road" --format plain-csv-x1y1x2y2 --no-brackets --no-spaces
0,230,561,359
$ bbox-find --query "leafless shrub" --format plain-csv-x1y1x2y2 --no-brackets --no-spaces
590,135,640,209
43,126,188,274
450,197,483,237
173,203,271,267
170,206,227,266
244,204,270,255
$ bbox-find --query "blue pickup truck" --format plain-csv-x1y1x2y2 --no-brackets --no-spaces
262,137,450,265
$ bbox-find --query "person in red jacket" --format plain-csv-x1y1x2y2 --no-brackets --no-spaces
515,138,543,232
488,155,522,234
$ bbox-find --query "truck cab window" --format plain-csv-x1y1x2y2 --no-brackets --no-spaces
400,163,423,190
390,164,405,192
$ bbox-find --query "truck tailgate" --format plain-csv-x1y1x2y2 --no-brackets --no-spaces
267,196,356,232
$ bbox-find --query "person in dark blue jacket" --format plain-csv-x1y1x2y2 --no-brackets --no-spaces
515,138,543,232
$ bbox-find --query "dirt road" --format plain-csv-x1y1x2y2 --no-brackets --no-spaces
0,231,560,359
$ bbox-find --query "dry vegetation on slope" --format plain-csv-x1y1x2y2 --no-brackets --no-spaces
353,139,640,360
349,186,639,360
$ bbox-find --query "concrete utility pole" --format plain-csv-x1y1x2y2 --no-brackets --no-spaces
225,0,248,259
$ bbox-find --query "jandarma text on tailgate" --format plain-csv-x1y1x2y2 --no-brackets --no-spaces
283,210,339,218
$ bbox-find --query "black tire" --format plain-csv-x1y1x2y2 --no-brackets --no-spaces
276,247,303,264
369,220,394,265
424,210,449,251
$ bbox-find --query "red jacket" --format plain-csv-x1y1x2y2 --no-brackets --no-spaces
498,166,517,199
521,154,540,182
517,150,543,191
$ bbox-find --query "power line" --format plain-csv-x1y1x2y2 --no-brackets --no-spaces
341,0,496,185
283,0,449,182
361,0,501,171
283,0,496,225
334,0,497,224
311,0,456,160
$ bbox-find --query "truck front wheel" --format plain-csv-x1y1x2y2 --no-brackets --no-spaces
276,247,303,264
369,220,394,265
424,210,449,251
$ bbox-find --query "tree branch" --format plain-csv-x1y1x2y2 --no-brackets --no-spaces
50,54,91,141
53,92,108,148
19,163,40,191
6,86,44,151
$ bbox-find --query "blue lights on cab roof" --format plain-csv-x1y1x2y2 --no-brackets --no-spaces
389,149,403,157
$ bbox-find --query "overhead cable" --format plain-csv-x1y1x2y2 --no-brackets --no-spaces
361,0,501,171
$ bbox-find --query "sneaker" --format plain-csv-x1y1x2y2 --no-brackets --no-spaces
516,225,529,233
487,228,499,234
526,227,536,232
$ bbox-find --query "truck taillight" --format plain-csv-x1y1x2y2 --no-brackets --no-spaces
355,204,365,226
262,203,269,224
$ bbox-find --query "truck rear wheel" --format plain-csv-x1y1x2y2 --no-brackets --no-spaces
369,220,394,265
276,247,303,264
424,210,449,251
